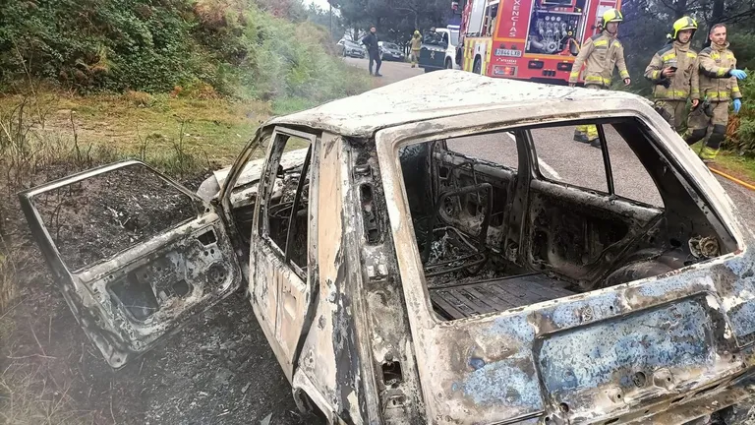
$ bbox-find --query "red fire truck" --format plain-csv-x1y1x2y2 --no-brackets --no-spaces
452,0,622,84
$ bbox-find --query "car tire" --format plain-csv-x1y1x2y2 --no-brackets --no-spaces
473,57,482,75
446,59,453,69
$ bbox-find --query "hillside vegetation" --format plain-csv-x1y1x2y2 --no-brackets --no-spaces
1,0,367,103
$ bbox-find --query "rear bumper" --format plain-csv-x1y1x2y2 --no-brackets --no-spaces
623,373,755,424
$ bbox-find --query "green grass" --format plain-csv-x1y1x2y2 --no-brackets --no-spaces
711,151,755,183
688,141,755,183
272,97,319,116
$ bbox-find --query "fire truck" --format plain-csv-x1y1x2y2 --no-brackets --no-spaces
451,0,622,84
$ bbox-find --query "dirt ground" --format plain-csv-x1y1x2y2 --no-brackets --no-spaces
1,171,320,425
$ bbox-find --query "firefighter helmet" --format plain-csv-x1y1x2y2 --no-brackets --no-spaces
672,16,698,40
601,9,624,28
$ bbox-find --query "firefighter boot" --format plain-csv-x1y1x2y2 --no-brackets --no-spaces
574,125,598,143
700,124,726,162
573,130,590,143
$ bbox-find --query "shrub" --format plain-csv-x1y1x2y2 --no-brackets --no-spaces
1,0,369,107
726,70,755,156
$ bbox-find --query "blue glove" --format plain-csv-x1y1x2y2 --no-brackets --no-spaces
733,98,742,114
730,69,748,80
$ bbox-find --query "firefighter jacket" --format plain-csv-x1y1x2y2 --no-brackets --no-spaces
644,40,699,101
698,42,741,102
411,34,422,51
569,32,630,87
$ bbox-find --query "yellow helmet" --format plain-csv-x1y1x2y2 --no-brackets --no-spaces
601,8,624,28
672,16,697,39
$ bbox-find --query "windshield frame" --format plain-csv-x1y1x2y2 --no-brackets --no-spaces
423,30,449,47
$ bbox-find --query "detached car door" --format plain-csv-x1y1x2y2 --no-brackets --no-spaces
18,161,242,368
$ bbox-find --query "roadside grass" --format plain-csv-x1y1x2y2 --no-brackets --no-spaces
712,151,755,184
0,92,269,166
690,141,755,184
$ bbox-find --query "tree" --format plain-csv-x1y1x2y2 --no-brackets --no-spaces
335,0,451,44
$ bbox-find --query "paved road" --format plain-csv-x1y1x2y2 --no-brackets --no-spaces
344,56,424,85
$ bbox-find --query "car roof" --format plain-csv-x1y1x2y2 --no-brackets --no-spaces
267,70,647,138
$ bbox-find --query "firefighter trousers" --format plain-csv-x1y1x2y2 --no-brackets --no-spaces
410,49,420,67
574,84,604,141
653,100,687,133
685,100,729,160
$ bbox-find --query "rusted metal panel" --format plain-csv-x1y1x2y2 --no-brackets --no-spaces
292,131,343,418
267,71,650,139
19,161,242,368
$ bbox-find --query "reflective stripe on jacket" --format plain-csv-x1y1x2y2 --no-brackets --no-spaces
698,42,741,102
569,32,629,87
644,41,700,101
411,35,422,51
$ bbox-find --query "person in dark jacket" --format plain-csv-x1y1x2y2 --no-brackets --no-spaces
362,26,382,77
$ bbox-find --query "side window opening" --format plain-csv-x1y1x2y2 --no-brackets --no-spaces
396,117,731,322
529,121,664,207
263,133,312,275
483,4,499,37
30,163,200,272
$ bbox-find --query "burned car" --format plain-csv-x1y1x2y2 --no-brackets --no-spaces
19,71,755,424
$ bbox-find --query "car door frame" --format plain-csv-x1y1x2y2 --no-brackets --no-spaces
248,126,319,382
18,160,243,368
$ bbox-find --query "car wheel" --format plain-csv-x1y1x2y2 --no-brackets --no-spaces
473,57,482,75
446,59,453,69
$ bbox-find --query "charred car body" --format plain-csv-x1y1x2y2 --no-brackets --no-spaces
19,71,755,424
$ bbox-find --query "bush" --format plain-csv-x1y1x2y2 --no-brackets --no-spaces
0,0,369,106
726,69,755,156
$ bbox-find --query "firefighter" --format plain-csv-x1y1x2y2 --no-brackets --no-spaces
685,23,747,161
410,30,422,68
644,17,700,133
569,8,631,145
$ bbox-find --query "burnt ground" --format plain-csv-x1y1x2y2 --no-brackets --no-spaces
1,168,318,425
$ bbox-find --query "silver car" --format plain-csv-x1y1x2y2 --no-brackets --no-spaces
337,39,366,58
20,71,755,424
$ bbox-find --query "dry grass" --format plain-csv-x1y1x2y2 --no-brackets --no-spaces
0,90,270,164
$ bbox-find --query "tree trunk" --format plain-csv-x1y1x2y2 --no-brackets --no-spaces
711,0,725,23
674,0,688,19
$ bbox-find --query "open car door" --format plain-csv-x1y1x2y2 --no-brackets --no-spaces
18,161,242,368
